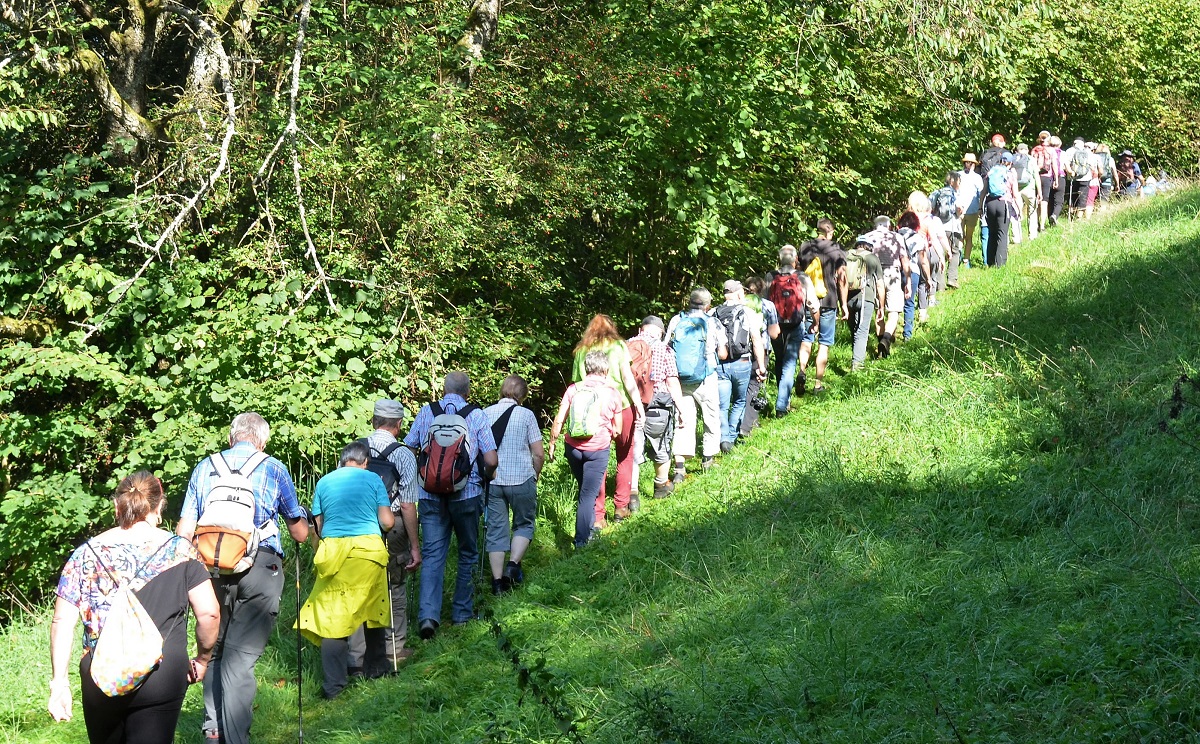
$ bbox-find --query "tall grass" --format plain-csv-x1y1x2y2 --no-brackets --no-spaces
6,191,1200,742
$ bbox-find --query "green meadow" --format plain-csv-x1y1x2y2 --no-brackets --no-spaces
6,190,1200,742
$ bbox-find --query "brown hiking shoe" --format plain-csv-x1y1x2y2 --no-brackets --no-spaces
614,506,632,521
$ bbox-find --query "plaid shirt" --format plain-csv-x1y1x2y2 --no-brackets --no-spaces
181,441,304,556
365,429,419,507
403,394,497,502
629,330,678,397
483,399,542,487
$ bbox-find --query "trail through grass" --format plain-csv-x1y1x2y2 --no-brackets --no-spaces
6,191,1200,742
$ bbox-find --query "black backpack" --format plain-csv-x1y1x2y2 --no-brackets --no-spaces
713,304,752,359
357,439,404,497
931,187,956,223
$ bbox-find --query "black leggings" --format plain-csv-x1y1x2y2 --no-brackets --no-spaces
81,653,188,744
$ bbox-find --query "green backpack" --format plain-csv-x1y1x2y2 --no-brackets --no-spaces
567,386,604,438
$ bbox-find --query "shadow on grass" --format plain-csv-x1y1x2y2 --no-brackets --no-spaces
169,191,1200,743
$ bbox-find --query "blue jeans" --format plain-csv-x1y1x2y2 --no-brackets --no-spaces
716,357,752,443
418,496,481,625
903,271,920,340
566,444,610,548
774,325,804,413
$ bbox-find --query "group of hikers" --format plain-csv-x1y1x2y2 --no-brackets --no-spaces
46,131,1163,744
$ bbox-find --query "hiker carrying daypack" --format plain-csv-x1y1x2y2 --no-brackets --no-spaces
358,439,404,498
626,337,655,406
566,385,605,438
1067,147,1092,181
897,227,925,269
803,257,827,299
769,272,806,328
86,538,179,697
1014,152,1033,187
193,451,274,574
931,187,957,225
712,303,752,360
844,246,870,292
669,313,712,385
986,164,1009,197
417,401,479,495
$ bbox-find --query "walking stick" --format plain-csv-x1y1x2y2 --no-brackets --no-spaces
295,546,304,744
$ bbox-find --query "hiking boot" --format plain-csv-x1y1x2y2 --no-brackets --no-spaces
796,372,807,396
348,666,365,680
491,578,508,596
629,493,642,513
503,561,524,586
418,619,438,641
594,517,609,531
702,456,715,472
653,480,674,499
672,467,686,485
614,506,633,521
720,441,733,454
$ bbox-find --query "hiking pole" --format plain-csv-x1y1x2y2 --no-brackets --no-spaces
295,547,303,744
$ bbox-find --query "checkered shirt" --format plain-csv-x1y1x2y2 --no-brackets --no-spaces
483,399,543,486
365,429,419,507
403,394,497,502
630,330,678,397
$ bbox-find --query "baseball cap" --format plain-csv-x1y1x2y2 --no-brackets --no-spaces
1000,152,1015,164
373,399,406,419
722,279,743,294
688,287,712,310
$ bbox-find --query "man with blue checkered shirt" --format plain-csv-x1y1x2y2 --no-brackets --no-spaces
404,371,498,640
177,412,309,744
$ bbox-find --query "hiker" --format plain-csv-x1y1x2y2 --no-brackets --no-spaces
345,398,421,673
1063,137,1094,220
665,287,727,479
1116,150,1143,197
897,211,931,341
404,371,498,640
714,279,767,446
862,215,909,358
1012,142,1041,243
177,412,309,744
796,219,848,395
739,276,780,435
49,471,219,743
546,350,624,548
978,134,1011,258
1095,144,1118,205
768,245,820,414
571,314,644,525
1031,131,1058,231
1046,135,1067,225
297,442,393,700
1085,142,1101,217
844,235,886,370
957,153,985,269
931,172,963,289
483,375,544,593
984,153,1019,268
907,190,950,319
627,316,686,500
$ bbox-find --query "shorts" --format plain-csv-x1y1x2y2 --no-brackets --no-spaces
883,267,904,313
1070,180,1090,209
801,306,837,347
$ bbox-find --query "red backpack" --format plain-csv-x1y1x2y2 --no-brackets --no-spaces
626,338,654,406
417,402,479,495
770,272,805,328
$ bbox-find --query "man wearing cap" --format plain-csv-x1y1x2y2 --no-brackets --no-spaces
957,153,985,270
1116,149,1144,197
358,399,422,666
713,280,766,452
627,316,687,499
665,288,727,482
984,153,1019,268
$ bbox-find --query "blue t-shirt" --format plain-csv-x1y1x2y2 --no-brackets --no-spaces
311,467,390,538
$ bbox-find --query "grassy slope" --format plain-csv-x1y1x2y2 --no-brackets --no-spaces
6,190,1200,743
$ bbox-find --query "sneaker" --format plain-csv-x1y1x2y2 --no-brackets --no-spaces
491,578,507,596
812,385,827,395
720,441,733,454
348,666,365,680
702,456,715,472
503,561,524,586
919,309,929,323
963,259,971,269
653,481,674,499
796,372,807,396
629,493,641,513
671,468,685,485
614,506,632,521
418,618,438,640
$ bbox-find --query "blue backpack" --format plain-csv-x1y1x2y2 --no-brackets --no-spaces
986,165,1008,197
670,314,711,386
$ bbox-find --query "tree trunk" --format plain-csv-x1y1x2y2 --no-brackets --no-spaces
454,0,501,87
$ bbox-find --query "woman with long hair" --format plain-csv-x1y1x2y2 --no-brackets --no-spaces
571,314,644,525
49,471,220,743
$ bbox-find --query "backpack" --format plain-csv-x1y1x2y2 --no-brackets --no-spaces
669,314,711,385
193,451,272,574
566,385,605,438
986,165,1008,197
1014,153,1033,185
769,272,805,328
898,227,925,266
417,401,479,495
713,304,752,360
86,539,178,697
844,247,869,292
358,439,404,498
1067,148,1091,181
803,257,827,299
626,337,655,406
931,187,956,223
1099,154,1116,182
980,148,1006,174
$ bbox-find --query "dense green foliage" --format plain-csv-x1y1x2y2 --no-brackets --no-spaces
5,192,1200,742
1,0,1199,605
